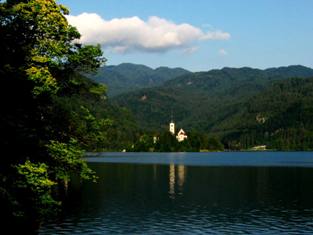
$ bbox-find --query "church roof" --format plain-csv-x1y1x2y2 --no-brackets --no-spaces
177,129,186,135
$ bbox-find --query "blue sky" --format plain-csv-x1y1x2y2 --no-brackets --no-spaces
59,0,313,71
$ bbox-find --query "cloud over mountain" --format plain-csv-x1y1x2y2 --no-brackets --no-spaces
66,13,230,53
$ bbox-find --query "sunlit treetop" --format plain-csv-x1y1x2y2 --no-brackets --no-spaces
0,0,106,95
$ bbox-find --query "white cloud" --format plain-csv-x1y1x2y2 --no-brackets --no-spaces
66,13,230,53
218,48,228,56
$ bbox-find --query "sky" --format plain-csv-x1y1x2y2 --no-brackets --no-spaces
58,0,313,72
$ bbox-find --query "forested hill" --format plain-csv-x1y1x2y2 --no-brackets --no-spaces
221,77,313,150
112,65,313,136
90,63,191,96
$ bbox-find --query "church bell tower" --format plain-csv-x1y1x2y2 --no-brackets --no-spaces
169,121,175,135
169,111,175,135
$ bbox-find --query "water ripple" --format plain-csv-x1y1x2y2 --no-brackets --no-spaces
39,161,313,234
39,206,313,234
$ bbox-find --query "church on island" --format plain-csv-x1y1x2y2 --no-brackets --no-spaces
169,120,188,142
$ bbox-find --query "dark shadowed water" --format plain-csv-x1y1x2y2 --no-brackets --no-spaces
39,152,313,234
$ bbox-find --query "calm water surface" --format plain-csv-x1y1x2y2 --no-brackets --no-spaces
39,152,313,234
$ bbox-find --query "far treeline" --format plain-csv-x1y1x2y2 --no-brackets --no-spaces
110,65,313,151
130,132,224,152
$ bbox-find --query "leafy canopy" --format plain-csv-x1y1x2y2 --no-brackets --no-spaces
0,0,105,96
0,0,107,226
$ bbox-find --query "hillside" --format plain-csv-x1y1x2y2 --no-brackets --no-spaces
112,65,313,140
91,63,191,96
220,77,313,150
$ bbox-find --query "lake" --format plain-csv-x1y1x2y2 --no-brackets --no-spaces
39,152,313,234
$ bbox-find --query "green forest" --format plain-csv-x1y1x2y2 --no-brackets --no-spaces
112,66,313,151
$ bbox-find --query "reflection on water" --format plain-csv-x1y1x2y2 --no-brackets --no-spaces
177,165,186,190
153,164,157,181
169,164,175,198
39,161,313,234
169,164,186,198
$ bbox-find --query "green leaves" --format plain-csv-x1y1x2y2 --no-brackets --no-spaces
15,160,59,218
26,66,58,95
16,160,55,194
0,0,106,223
67,44,106,73
89,83,107,96
1,0,105,96
47,139,97,182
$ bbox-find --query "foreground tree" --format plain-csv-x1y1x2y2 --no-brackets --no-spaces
0,0,105,229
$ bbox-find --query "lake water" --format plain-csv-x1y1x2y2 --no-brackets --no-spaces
39,152,313,234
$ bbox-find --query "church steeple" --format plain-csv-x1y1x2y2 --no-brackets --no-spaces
169,110,175,135
169,121,175,135
168,111,187,141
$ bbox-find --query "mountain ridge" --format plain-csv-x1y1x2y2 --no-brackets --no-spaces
111,65,313,136
91,63,191,96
